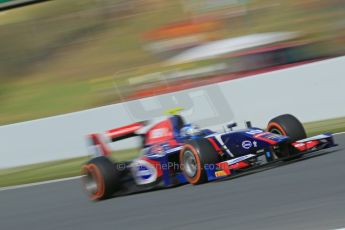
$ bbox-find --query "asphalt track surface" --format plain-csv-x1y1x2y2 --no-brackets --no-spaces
1,134,345,230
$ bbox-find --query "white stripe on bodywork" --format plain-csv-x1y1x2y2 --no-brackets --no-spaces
223,154,256,165
297,134,331,143
166,146,183,153
206,133,234,157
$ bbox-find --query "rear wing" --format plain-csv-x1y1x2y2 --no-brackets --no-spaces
87,122,146,157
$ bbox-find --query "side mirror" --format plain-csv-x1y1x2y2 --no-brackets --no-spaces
227,121,237,130
246,121,252,128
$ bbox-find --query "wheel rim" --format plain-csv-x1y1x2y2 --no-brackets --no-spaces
270,128,283,135
183,150,198,178
83,170,98,195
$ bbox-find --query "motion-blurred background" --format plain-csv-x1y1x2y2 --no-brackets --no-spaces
1,0,345,125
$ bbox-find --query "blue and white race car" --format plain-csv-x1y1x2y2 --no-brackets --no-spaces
81,110,336,200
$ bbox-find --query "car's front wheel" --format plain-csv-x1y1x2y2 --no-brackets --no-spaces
267,114,307,159
267,114,307,141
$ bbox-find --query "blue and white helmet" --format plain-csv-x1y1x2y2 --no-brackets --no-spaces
180,124,201,137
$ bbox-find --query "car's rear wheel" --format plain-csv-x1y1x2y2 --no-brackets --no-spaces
180,139,220,185
81,157,121,200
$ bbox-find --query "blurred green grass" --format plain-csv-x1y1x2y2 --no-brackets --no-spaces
0,117,344,188
0,148,139,187
0,0,344,125
304,117,345,137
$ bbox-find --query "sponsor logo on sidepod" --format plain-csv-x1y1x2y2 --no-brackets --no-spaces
131,160,158,185
242,140,252,149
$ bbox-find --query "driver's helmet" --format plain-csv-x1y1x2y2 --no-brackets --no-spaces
180,124,201,137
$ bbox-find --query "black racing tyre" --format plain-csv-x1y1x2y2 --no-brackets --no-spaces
267,114,307,142
81,157,121,200
179,139,220,185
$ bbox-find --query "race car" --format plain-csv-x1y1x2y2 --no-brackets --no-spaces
81,110,336,200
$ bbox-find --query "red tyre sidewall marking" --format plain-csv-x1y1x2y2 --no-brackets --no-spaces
82,164,105,200
180,144,203,184
267,122,287,136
